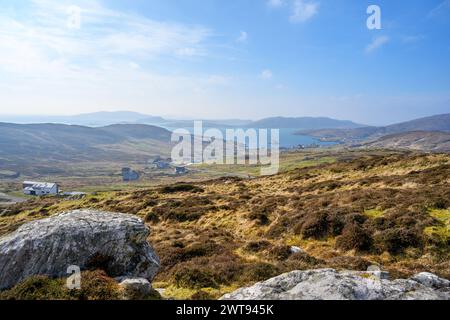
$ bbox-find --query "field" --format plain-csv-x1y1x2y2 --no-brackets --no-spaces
0,150,449,300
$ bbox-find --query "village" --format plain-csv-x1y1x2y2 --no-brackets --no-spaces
20,156,189,197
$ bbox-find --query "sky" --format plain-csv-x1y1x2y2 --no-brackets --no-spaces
0,0,449,125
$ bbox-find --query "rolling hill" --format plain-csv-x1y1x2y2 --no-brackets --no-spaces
248,116,363,129
300,113,450,148
0,123,172,175
363,131,450,152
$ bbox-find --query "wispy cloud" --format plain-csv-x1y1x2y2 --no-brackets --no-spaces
0,0,230,115
261,69,273,80
237,31,248,43
0,0,213,76
427,0,450,19
289,0,319,23
365,36,390,54
267,0,285,9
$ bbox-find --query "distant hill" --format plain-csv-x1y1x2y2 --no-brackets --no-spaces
0,111,165,127
249,117,364,129
384,114,450,134
0,123,172,175
362,131,450,152
300,113,450,143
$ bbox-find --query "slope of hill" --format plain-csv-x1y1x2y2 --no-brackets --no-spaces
384,114,450,133
363,131,450,152
249,116,363,129
300,113,450,145
0,123,172,175
1,151,448,299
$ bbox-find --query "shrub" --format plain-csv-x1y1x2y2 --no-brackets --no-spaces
268,245,292,261
244,240,272,253
298,212,329,239
174,267,218,289
335,223,372,252
191,290,214,300
374,227,423,254
160,184,204,194
0,276,68,300
71,270,121,300
242,263,280,282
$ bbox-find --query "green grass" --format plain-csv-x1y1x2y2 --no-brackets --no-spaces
364,209,385,219
424,209,450,245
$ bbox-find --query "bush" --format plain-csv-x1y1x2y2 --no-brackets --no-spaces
0,276,68,300
374,227,423,254
191,290,214,300
72,270,121,300
160,184,204,194
244,240,272,253
174,267,218,289
298,212,329,239
268,245,292,261
0,271,121,301
242,263,280,282
335,223,372,252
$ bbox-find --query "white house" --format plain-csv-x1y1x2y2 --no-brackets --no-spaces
23,181,59,196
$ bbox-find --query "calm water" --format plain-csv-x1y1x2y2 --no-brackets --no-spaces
164,126,336,149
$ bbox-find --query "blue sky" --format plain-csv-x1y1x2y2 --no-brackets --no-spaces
0,0,449,125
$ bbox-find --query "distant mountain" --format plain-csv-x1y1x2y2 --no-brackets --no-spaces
0,123,172,174
248,117,364,129
362,131,450,152
0,111,165,127
68,111,165,126
300,113,450,143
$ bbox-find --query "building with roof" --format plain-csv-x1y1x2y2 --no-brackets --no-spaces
23,181,59,196
122,167,140,182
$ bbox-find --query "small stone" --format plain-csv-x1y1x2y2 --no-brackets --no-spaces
119,278,152,300
290,246,304,254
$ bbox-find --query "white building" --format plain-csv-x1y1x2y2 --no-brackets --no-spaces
23,181,59,196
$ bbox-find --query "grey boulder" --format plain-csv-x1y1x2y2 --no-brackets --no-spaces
0,209,160,290
119,278,152,300
221,269,450,300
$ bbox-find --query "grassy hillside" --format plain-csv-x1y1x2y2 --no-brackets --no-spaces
363,131,450,152
300,113,450,145
0,123,172,176
1,151,448,299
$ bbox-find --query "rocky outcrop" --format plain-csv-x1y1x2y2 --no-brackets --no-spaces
221,269,450,300
0,210,160,290
119,278,153,300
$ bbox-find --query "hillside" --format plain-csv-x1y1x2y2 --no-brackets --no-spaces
1,151,448,299
300,113,450,145
363,131,450,152
0,123,172,175
249,116,363,129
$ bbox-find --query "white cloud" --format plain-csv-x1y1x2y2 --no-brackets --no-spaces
237,31,248,43
0,0,227,115
365,36,390,54
261,69,273,80
267,0,284,8
289,0,319,23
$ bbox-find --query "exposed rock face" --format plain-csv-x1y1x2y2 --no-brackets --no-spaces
221,269,450,300
0,210,160,290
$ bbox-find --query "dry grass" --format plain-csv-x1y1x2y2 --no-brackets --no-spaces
1,150,449,300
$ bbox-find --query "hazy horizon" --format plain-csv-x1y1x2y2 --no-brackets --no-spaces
1,109,450,127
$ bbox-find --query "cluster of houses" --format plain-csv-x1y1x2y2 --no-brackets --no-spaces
22,157,190,196
122,159,188,182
